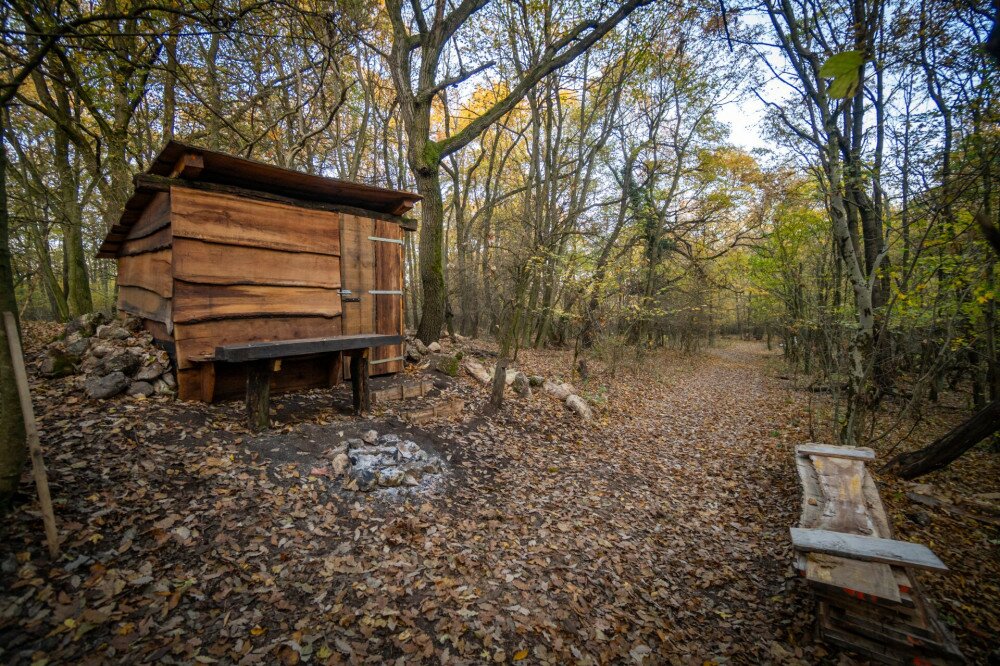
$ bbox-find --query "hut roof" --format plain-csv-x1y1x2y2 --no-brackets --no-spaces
97,141,420,258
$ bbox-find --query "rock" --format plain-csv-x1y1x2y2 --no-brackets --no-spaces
566,394,593,421
85,372,129,399
378,433,401,446
397,439,423,460
122,315,144,332
427,341,441,353
96,323,130,340
415,459,442,474
435,354,460,377
543,380,573,400
907,509,932,527
414,339,428,355
39,349,79,378
98,350,142,376
406,344,423,363
153,379,173,395
88,342,115,359
512,372,531,397
331,452,350,476
345,438,365,450
349,466,377,491
361,429,379,444
64,335,91,357
402,471,421,486
377,467,405,487
528,375,544,387
64,312,106,337
127,381,155,397
463,359,492,384
161,372,176,388
504,369,517,386
135,362,165,382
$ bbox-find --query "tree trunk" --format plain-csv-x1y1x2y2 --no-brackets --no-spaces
489,355,508,409
53,76,92,316
414,169,445,344
0,115,26,510
884,399,1000,479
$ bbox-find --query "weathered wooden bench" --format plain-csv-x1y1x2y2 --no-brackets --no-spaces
791,444,963,663
213,333,404,431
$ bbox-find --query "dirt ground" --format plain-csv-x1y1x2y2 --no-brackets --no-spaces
1,330,997,664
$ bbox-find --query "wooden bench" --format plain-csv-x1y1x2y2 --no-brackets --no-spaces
213,334,404,431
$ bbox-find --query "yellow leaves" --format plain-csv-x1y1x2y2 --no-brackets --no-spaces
513,648,529,660
250,625,266,636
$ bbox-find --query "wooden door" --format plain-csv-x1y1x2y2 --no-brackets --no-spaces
339,214,376,335
371,220,404,374
339,215,404,376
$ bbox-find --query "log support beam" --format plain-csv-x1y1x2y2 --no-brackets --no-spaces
246,360,271,432
348,349,370,415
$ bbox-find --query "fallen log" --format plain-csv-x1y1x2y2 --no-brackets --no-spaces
884,398,1000,480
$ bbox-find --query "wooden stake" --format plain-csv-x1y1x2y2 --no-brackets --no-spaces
3,312,60,558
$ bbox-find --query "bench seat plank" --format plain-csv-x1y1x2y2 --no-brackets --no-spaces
796,444,876,461
790,528,948,572
215,334,404,362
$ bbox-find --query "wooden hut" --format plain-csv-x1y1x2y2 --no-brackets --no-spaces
97,141,420,427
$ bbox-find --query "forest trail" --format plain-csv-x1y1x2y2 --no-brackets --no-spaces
0,338,875,664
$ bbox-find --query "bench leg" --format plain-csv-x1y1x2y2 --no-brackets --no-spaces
246,360,271,432
327,352,343,387
349,350,370,416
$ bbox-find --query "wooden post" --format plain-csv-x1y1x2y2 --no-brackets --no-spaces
327,352,343,387
349,349,370,415
246,360,271,432
3,312,60,558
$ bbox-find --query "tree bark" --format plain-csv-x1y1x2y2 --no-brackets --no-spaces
0,114,26,510
414,169,445,343
884,399,1000,479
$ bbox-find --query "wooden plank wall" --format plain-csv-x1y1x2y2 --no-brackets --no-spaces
169,186,343,400
116,192,173,335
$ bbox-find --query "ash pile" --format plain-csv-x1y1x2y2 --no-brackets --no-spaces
38,313,175,400
330,430,443,492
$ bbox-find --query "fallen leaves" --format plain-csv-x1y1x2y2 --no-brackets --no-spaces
1,330,996,664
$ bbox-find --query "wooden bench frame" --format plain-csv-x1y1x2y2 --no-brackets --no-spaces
213,334,404,431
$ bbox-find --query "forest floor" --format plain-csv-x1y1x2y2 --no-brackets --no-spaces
1,327,998,665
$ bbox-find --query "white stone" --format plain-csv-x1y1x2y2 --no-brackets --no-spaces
566,394,593,421
331,452,350,476
463,359,492,384
543,380,572,400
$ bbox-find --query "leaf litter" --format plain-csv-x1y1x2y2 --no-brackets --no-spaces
1,325,997,664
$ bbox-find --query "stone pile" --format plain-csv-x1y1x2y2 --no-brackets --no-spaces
39,312,176,400
327,430,443,492
403,334,443,364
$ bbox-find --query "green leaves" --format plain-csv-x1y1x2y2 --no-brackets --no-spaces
819,50,865,99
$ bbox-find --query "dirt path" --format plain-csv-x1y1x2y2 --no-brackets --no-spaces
0,339,845,664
